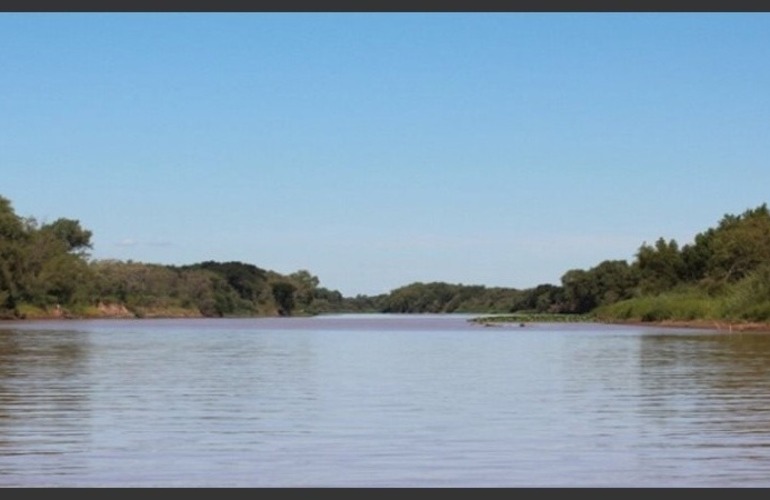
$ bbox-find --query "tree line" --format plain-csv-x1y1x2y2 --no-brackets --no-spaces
372,203,770,324
0,194,346,319
2,193,770,323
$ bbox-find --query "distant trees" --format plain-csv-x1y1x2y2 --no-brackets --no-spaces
168,201,770,323
560,260,638,314
0,196,96,315
0,196,25,315
591,204,770,323
90,260,239,317
508,283,565,313
4,191,770,324
181,261,273,314
379,282,524,314
42,218,93,254
635,238,683,295
699,204,770,284
271,281,297,316
0,193,353,319
22,218,95,307
286,270,346,315
630,204,770,295
85,261,348,318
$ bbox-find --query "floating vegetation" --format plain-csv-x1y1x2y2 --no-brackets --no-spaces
469,313,595,326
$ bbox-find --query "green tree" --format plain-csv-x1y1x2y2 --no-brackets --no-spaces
680,229,716,284
0,197,29,314
561,260,638,314
271,281,297,316
635,238,684,294
189,261,269,304
706,204,770,283
561,269,595,313
41,218,93,255
288,269,320,313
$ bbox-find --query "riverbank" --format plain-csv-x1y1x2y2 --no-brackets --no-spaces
612,318,770,333
5,307,770,333
9,302,204,320
469,313,770,333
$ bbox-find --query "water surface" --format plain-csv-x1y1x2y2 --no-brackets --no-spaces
1,314,769,487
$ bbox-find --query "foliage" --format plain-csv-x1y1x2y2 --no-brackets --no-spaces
4,192,770,325
268,281,295,316
579,203,770,324
635,238,684,294
470,313,594,325
560,260,639,314
594,285,721,322
703,204,770,283
379,282,524,314
720,263,770,321
41,218,93,254
0,196,96,316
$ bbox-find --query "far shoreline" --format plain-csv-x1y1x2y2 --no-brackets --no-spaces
3,309,770,334
609,318,770,334
470,313,770,334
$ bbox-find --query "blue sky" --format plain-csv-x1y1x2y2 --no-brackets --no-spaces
2,13,769,296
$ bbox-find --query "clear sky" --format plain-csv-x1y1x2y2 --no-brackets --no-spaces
2,13,769,297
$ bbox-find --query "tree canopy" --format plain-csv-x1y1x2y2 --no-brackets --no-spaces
3,192,770,324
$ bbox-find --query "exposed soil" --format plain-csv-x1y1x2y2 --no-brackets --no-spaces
94,301,135,318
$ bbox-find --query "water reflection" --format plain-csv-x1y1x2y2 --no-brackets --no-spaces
639,331,770,429
0,328,91,483
0,319,769,486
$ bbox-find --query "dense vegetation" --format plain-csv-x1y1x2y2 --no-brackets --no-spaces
2,193,770,326
0,194,348,319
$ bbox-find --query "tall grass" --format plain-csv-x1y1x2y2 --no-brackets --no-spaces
594,285,721,322
595,268,770,324
721,264,770,321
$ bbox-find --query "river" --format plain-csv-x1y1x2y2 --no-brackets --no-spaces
1,314,769,487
